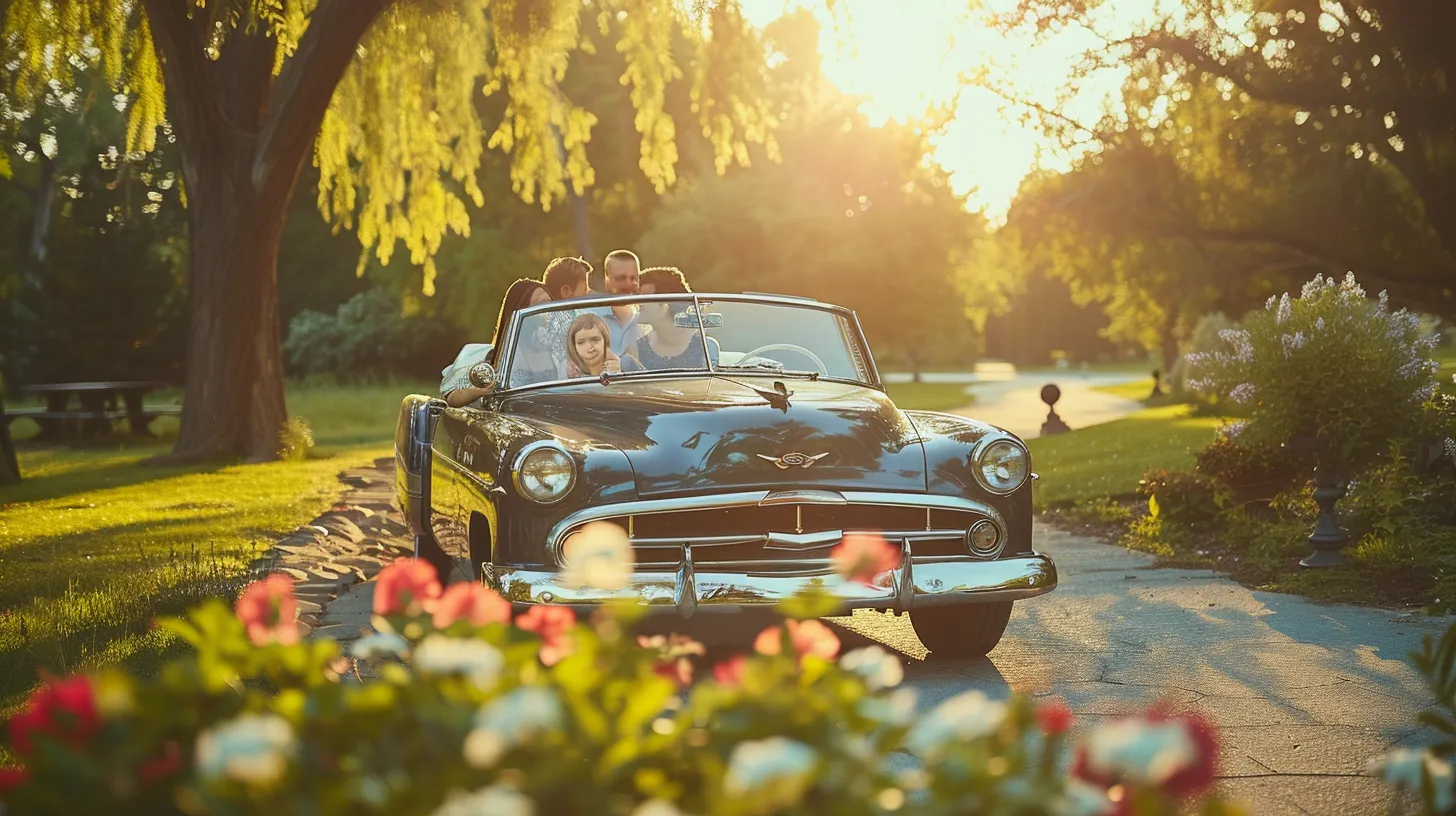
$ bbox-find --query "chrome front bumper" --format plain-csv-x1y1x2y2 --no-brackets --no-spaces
491,546,1057,618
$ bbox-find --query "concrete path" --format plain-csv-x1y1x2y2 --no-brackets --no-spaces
883,365,1145,439
291,461,1444,814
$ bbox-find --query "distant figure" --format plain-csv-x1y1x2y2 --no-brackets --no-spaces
1149,368,1164,398
1041,383,1070,436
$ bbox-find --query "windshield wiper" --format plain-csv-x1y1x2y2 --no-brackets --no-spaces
599,366,704,384
718,364,819,381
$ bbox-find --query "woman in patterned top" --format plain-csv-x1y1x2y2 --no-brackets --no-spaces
623,266,720,371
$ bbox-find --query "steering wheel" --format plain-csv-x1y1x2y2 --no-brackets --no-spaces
738,343,830,376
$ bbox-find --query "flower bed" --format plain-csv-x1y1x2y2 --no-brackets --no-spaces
5,533,1242,815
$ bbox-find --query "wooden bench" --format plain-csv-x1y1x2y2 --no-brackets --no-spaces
5,382,180,440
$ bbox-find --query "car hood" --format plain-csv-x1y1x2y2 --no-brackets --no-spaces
496,377,927,497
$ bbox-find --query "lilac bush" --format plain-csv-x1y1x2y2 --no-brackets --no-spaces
1185,273,1443,465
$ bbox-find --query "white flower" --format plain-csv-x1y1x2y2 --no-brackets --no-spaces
1218,421,1247,440
195,713,296,787
1229,382,1256,404
1053,779,1115,816
1315,316,1325,331
560,521,634,590
905,689,1007,757
723,737,818,806
1082,718,1196,785
1276,292,1292,324
462,727,508,769
859,687,918,727
475,686,563,742
1371,747,1454,811
1280,331,1306,358
414,635,505,690
430,784,535,816
839,646,904,690
631,799,694,816
350,631,409,660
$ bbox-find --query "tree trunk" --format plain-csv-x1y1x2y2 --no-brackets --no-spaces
166,142,293,464
28,154,54,268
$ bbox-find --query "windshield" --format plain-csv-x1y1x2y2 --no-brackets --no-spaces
500,295,874,389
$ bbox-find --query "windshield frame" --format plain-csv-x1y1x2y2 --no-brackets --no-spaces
491,292,883,395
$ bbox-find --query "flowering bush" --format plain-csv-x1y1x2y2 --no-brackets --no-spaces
1,540,1245,815
1185,273,1443,466
1138,469,1227,524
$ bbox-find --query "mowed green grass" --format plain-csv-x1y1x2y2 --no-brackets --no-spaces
0,380,424,711
1438,347,1456,395
885,381,974,412
1027,404,1228,506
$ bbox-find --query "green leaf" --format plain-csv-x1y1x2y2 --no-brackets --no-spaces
1148,493,1161,518
776,586,842,621
0,152,10,179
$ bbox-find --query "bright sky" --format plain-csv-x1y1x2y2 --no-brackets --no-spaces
738,0,1162,220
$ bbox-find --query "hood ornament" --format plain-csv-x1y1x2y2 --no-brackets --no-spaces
756,451,829,469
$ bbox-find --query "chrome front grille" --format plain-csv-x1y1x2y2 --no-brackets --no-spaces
555,491,1001,570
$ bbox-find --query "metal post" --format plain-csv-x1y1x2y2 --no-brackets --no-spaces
1299,452,1350,568
1040,384,1070,436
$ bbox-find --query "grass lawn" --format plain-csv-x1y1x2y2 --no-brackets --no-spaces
0,380,424,713
1438,347,1456,394
885,381,974,412
1026,404,1229,506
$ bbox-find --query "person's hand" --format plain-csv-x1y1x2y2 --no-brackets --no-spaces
602,357,622,375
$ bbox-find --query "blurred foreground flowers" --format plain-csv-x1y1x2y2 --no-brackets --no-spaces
0,530,1256,815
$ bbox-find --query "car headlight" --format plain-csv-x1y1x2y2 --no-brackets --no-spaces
512,442,576,504
974,438,1029,494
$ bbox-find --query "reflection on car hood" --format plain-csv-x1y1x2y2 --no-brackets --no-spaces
496,377,927,497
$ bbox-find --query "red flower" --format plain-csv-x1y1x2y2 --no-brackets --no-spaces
515,605,576,666
373,558,443,616
429,583,511,629
830,532,901,586
138,741,182,785
0,765,28,795
1036,700,1075,736
9,675,100,756
713,655,748,687
235,574,300,646
754,619,840,663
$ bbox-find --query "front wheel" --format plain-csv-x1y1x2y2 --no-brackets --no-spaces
910,601,1013,658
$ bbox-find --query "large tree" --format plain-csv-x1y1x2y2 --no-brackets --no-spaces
1,0,776,461
988,0,1456,319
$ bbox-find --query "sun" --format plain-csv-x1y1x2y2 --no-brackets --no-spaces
737,0,1161,220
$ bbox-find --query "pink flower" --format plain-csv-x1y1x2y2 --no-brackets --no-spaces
234,574,300,647
754,620,840,663
638,634,706,688
1036,701,1074,736
429,583,511,629
9,675,100,756
515,605,576,666
713,655,748,687
830,532,900,586
1072,708,1218,801
373,558,443,616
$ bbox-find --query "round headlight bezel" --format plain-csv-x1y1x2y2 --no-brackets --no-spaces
972,437,1030,495
512,441,577,504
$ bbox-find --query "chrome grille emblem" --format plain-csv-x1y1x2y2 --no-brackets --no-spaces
756,451,829,469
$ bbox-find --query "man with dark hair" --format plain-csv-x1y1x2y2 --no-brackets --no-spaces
543,256,592,301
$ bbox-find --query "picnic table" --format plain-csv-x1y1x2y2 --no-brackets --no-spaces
1,381,180,440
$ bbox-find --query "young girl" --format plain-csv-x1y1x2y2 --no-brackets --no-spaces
566,313,638,377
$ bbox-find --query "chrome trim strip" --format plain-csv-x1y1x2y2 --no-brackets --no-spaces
545,490,1008,564
435,450,497,494
492,553,1057,612
629,528,977,553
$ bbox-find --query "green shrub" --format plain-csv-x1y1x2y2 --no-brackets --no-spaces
1194,431,1312,494
1168,312,1234,401
283,289,465,383
1138,468,1227,524
276,417,315,462
1185,273,1442,467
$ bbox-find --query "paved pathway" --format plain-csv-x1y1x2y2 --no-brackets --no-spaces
287,460,1443,814
884,366,1145,439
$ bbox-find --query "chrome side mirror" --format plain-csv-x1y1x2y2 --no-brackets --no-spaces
469,361,497,388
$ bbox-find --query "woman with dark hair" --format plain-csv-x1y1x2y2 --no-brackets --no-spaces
442,278,553,407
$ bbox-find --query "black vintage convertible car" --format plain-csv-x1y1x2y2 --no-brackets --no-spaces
396,293,1057,656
